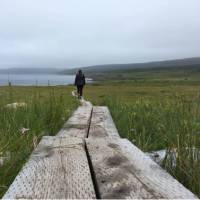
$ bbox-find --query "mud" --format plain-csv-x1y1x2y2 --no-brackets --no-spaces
89,126,107,137
106,154,129,167
98,168,129,184
33,146,54,158
103,184,132,199
107,143,120,149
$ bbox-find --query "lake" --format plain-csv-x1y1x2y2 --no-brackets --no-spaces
0,74,77,86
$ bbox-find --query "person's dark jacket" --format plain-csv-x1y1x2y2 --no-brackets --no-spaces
75,73,86,86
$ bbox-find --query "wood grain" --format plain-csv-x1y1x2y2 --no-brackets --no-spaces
57,104,92,138
3,136,96,199
86,138,197,199
3,103,198,199
89,106,120,138
63,105,92,129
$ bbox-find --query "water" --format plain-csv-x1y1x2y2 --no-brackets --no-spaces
0,74,76,86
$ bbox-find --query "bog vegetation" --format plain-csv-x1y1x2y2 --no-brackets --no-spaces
0,86,78,197
1,66,200,197
105,96,200,196
85,78,200,197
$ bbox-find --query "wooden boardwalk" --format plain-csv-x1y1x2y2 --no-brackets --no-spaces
3,98,198,199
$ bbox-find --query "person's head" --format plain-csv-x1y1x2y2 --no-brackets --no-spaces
78,69,82,75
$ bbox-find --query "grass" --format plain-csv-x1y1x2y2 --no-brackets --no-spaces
81,64,200,82
0,86,78,197
85,79,200,197
105,96,200,196
1,67,200,197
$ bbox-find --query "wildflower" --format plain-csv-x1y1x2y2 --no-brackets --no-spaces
132,112,137,117
130,128,136,132
20,127,30,134
0,151,10,166
0,157,3,166
33,136,38,148
5,102,27,109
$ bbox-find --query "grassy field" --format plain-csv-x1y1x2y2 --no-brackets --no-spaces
1,66,200,197
85,78,200,197
0,86,78,197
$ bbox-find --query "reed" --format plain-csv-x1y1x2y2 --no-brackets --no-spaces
0,86,78,197
105,95,200,197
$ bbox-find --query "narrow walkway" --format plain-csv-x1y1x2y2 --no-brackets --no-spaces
3,94,198,199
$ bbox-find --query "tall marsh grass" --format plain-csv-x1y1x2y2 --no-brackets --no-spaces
0,86,78,197
105,96,200,197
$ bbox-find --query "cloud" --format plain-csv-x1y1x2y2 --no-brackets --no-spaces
0,0,200,68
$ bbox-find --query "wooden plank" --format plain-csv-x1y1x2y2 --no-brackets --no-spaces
3,136,96,199
57,105,92,138
71,90,92,107
119,139,198,199
89,106,120,138
57,127,87,138
86,138,197,199
80,99,93,107
63,105,92,129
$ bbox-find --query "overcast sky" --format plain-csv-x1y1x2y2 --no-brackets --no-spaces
0,0,200,69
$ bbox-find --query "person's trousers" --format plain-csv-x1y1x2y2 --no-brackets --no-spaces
77,85,84,97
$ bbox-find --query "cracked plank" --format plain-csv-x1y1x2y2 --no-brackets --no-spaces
3,136,96,199
57,128,87,138
63,105,92,129
86,137,197,199
88,106,119,138
57,105,92,138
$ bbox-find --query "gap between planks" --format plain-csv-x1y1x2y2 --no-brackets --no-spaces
3,98,198,199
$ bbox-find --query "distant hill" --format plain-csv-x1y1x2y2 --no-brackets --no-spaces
1,57,200,81
62,57,200,75
0,68,62,74
60,57,200,80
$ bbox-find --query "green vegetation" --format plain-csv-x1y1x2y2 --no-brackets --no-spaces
104,95,200,196
64,57,200,81
1,65,200,197
0,86,78,197
85,70,200,197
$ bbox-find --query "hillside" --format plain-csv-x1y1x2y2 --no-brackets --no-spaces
61,57,200,81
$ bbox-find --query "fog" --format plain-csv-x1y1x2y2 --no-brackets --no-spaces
0,0,200,68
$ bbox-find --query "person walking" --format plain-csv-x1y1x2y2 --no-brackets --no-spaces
74,69,86,99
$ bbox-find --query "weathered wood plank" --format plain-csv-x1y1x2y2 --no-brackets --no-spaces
86,138,197,199
3,136,96,199
120,139,198,199
89,106,119,138
63,105,92,129
80,99,93,107
57,105,92,138
71,90,92,107
57,127,87,138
